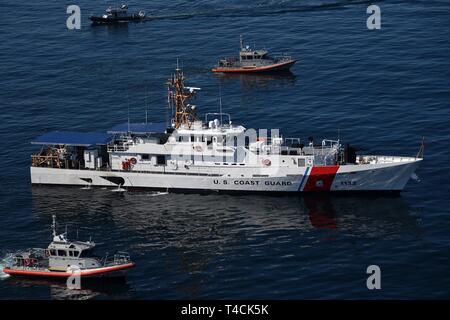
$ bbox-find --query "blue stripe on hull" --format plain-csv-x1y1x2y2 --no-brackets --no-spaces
298,167,310,191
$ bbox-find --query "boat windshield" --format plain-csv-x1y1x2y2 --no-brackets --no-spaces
79,249,94,258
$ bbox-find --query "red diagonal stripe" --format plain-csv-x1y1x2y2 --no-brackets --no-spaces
303,166,339,191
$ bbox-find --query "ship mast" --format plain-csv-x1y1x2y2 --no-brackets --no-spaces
167,65,197,129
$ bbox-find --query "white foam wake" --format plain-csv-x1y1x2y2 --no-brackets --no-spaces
0,263,10,279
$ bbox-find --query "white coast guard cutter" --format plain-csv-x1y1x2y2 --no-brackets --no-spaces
30,68,423,193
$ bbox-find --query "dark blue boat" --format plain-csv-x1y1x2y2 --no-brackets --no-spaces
89,4,146,24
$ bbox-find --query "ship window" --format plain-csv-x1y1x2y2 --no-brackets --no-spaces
191,135,194,142
69,251,79,257
156,155,165,165
141,154,150,161
79,249,93,258
57,250,67,256
50,249,57,256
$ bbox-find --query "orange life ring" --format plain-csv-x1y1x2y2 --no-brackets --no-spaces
262,158,271,166
129,157,137,165
194,145,202,152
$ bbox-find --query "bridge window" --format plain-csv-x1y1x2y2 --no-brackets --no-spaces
69,251,80,257
50,249,57,256
57,250,67,256
79,249,94,258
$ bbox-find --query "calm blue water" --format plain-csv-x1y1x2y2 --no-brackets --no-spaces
1,0,450,299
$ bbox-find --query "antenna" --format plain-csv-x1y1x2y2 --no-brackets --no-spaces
51,215,56,238
127,94,130,133
145,87,148,124
219,82,223,127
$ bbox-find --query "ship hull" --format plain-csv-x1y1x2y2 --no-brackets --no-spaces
30,158,421,193
212,60,296,73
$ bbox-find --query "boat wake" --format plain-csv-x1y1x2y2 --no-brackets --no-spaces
0,255,12,279
144,0,387,21
150,191,169,197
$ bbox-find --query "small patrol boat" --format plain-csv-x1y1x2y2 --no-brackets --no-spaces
212,35,296,73
89,4,146,24
2,216,135,279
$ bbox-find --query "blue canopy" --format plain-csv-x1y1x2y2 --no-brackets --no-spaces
32,131,112,146
108,122,167,134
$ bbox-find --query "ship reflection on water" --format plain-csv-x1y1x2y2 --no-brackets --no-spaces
29,187,421,299
4,277,132,300
214,70,297,90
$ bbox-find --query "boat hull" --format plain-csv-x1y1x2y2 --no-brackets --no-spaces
3,263,135,279
89,16,145,24
212,60,296,73
30,158,421,193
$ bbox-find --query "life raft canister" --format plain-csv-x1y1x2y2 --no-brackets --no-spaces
122,160,130,170
262,158,271,166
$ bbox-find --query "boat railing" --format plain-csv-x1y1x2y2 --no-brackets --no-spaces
275,54,293,62
356,155,417,165
103,251,131,266
321,139,340,149
107,144,130,152
284,137,302,147
205,113,232,128
107,136,133,152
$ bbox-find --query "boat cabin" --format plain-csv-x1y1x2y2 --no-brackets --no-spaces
105,4,129,18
